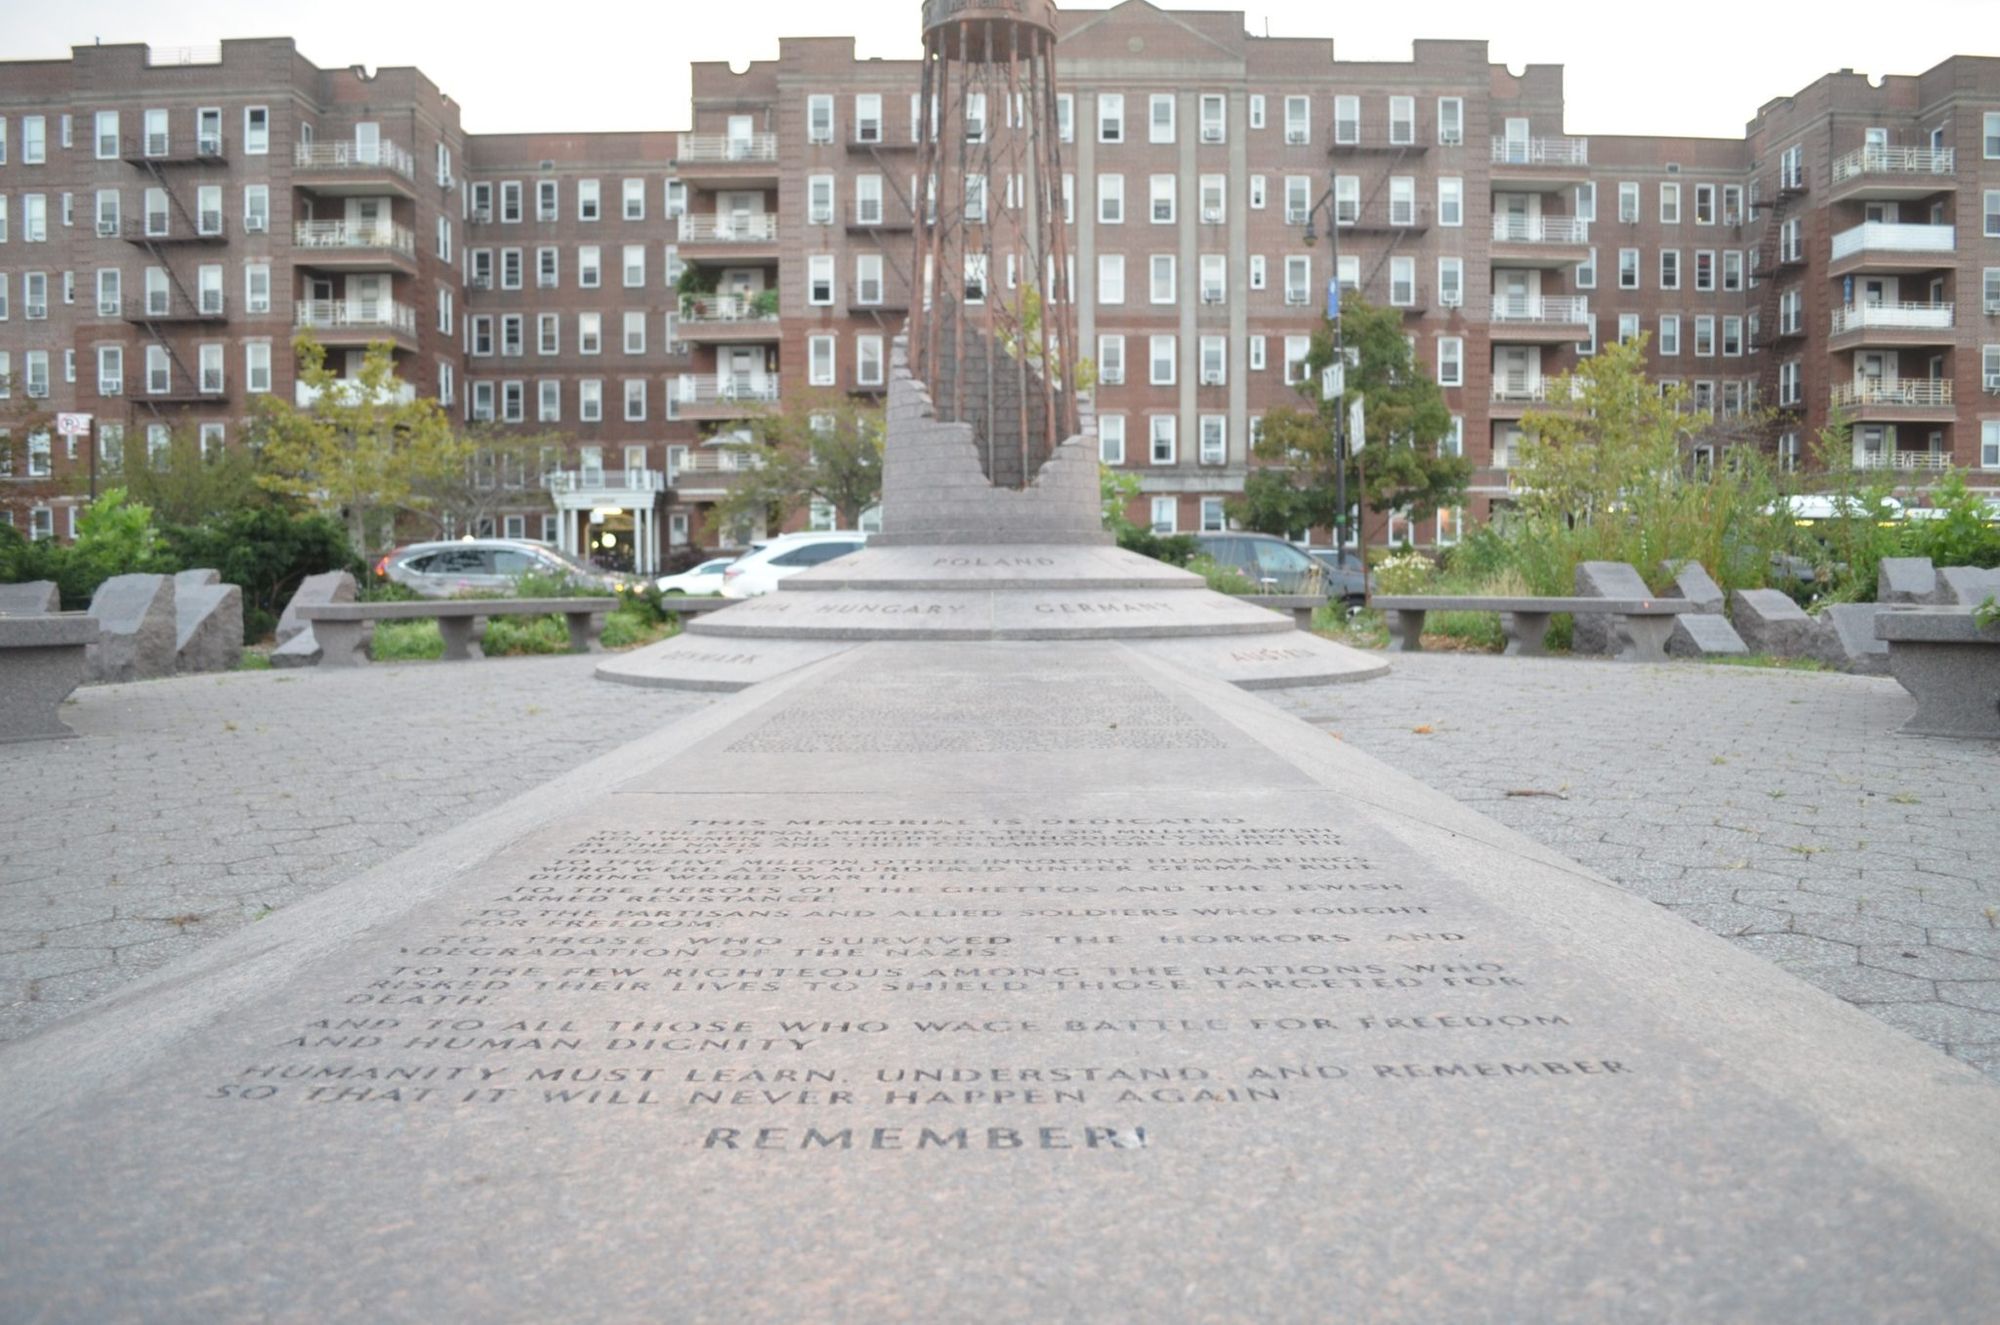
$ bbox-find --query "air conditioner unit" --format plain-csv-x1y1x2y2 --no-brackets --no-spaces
97,221,119,237
101,381,123,396
1440,293,1463,308
471,208,492,224
471,275,493,289
1440,131,1463,146
1201,127,1223,143
245,215,267,232
1201,207,1222,223
1200,370,1223,385
1201,290,1223,304
1986,373,2000,393
1285,129,1308,145
1101,371,1123,385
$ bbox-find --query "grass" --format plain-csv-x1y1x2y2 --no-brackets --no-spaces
236,652,272,671
1699,654,1830,673
368,609,679,662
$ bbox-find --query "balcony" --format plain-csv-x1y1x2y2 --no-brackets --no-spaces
1828,302,1955,350
295,299,419,349
123,215,227,246
1486,295,1591,342
668,447,764,499
293,221,419,273
677,213,780,263
674,133,780,188
292,140,418,199
672,373,780,422
678,292,783,343
120,134,226,166
1489,135,1590,190
1829,222,1954,276
1490,215,1591,267
546,468,666,510
1488,376,1581,419
1855,447,1953,472
1828,146,1956,201
294,378,417,409
121,294,228,325
1830,378,1955,422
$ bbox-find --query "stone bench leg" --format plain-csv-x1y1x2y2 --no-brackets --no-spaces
1616,615,1677,663
565,610,605,654
1290,607,1315,631
1,645,91,743
1888,644,2000,739
1384,609,1426,652
437,616,486,662
313,619,370,668
1500,611,1552,657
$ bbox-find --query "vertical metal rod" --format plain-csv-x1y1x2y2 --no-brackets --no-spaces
949,19,970,432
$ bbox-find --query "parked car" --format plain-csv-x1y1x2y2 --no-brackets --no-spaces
719,531,869,598
1190,533,1328,597
1302,548,1369,607
375,539,635,598
656,556,738,596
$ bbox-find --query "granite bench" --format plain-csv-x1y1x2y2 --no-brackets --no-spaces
0,613,103,742
1242,594,1329,629
297,598,623,667
1371,595,1694,661
1874,608,2000,739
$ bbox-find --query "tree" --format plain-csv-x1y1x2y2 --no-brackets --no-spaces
703,389,884,539
248,335,470,552
1233,296,1469,541
110,426,271,527
406,424,559,540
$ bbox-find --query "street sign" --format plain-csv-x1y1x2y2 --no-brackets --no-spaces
56,412,93,437
1320,363,1345,401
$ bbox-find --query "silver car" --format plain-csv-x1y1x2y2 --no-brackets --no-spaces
375,539,634,598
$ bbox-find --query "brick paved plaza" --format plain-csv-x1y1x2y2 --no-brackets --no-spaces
4,651,1995,1076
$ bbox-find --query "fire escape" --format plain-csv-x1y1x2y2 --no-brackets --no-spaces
1749,155,1810,454
1329,116,1432,313
119,125,229,423
845,123,920,391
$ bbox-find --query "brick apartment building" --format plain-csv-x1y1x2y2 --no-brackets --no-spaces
2,3,1997,561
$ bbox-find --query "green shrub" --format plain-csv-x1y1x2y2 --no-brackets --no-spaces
1902,471,2000,571
159,506,353,643
601,609,680,650
1186,554,1258,595
371,620,443,661
481,614,571,656
1372,551,1436,596
358,577,425,604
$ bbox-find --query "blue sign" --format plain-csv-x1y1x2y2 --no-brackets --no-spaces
1843,275,1853,306
1326,279,1342,320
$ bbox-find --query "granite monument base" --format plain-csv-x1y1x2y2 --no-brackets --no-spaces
3,640,1998,1321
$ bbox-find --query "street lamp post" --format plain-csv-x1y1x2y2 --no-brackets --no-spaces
1300,180,1350,559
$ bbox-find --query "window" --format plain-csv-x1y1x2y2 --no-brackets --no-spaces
1098,254,1125,304
809,334,835,386
1719,250,1744,294
197,343,224,394
538,380,561,423
1437,336,1463,387
1617,313,1639,343
24,271,48,319
498,248,522,290
1098,93,1124,143
1150,497,1177,534
964,92,987,142
1985,420,2000,469
1334,96,1359,145
1199,336,1226,386
855,174,883,226
1098,174,1124,224
1660,183,1681,224
499,181,523,224
244,107,268,155
471,182,494,222
26,194,48,242
1199,94,1225,144
808,94,834,145
1438,177,1463,227
537,313,559,355
94,110,119,159
1695,250,1715,292
579,246,600,288
1200,254,1226,304
1987,268,2000,316
538,247,558,288
624,310,646,354
808,254,835,305
1198,415,1226,464
1149,416,1176,465
809,174,835,225
1659,315,1681,356
27,351,51,397
96,345,123,396
1334,176,1359,225
1149,94,1175,144
857,335,884,387
623,244,645,287
1250,175,1266,210
96,268,121,316
1576,181,1596,223
1986,189,2000,238
580,380,602,421
537,180,558,222
1388,96,1415,146
1438,258,1463,308
1099,413,1126,464
1249,255,1266,290
23,115,47,164
1150,254,1175,304
577,179,600,222
1780,217,1802,263
1389,177,1415,227
1389,256,1415,307
1437,98,1463,145
1778,361,1801,407
855,253,884,306
1577,247,1597,289
1618,182,1639,224
854,93,882,144
1053,93,1073,144
1095,334,1132,389
1148,174,1176,225
578,312,601,354
1694,314,1715,356
1149,334,1177,386
1659,250,1680,290
1693,184,1715,225
1722,185,1743,226
245,263,269,314
614,178,642,222
1284,336,1311,384
1249,337,1266,371
1722,317,1743,357
436,217,452,262
1283,176,1310,225
1284,96,1310,145
1250,95,1266,131
1284,255,1310,306
624,379,647,421
1780,144,1804,190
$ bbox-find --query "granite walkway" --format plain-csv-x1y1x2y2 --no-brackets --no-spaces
5,648,1996,1081
0,656,711,1043
1268,653,2000,1077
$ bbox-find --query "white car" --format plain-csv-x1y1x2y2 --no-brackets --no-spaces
719,531,869,598
655,556,737,595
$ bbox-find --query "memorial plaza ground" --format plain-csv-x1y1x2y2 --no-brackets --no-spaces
3,650,1996,1076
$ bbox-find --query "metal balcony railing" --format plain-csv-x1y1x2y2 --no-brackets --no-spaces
1856,449,1952,471
1490,136,1589,166
1488,295,1590,324
678,213,779,242
1830,146,1955,184
294,139,417,181
1830,380,1954,410
293,221,418,257
1830,222,1955,261
545,469,667,495
677,133,779,163
1829,302,1954,335
674,374,781,406
1492,216,1590,244
295,300,418,335
680,292,780,324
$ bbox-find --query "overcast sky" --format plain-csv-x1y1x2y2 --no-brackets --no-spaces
11,0,1996,140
